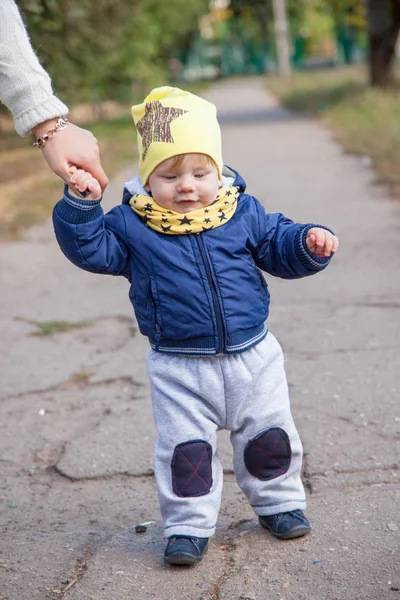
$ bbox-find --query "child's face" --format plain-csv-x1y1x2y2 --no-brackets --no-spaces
145,154,221,214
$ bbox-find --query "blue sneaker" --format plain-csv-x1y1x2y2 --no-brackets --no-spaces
259,509,311,539
164,536,209,565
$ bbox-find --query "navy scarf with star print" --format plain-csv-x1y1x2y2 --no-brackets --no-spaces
129,186,239,235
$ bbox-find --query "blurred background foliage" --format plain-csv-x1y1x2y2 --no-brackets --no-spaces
12,0,399,104
1,0,399,239
16,0,210,105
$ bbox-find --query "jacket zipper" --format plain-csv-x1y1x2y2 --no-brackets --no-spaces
196,235,225,352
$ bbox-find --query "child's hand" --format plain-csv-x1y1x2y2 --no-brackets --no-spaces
68,166,102,200
306,227,339,257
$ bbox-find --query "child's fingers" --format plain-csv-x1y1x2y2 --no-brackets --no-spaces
331,236,339,253
69,168,92,187
313,230,325,253
307,229,339,256
306,232,316,250
67,167,101,200
87,180,102,197
76,180,90,193
69,167,86,186
74,172,93,192
323,234,333,256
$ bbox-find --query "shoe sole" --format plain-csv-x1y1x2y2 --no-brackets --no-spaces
164,546,208,566
259,520,311,540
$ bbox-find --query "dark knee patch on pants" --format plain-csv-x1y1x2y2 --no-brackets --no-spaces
244,427,291,480
171,440,213,497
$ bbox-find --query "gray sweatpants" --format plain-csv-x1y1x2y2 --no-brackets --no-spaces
147,332,306,538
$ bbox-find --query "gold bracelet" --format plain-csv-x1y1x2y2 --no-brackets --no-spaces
33,117,69,148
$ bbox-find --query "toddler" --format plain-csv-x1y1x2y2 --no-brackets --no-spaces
53,86,338,565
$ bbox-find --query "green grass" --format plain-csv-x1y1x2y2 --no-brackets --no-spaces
265,66,368,113
265,65,400,195
31,320,94,336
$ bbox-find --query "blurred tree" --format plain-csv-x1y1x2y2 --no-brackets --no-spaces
16,0,209,104
367,0,400,86
230,0,271,54
227,0,333,71
321,0,365,64
321,0,364,29
295,0,399,86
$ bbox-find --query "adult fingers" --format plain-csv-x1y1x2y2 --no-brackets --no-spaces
86,163,109,190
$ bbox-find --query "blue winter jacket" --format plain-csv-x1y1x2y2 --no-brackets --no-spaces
53,167,332,355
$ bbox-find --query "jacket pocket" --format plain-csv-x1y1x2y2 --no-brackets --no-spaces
129,276,150,320
249,259,270,309
149,278,162,345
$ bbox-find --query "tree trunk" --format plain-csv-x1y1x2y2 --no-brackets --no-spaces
254,3,270,73
272,0,291,79
254,3,269,48
368,0,400,87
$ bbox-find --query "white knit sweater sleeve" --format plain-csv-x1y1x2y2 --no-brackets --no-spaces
0,0,68,136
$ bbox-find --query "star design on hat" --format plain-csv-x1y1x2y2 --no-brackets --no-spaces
136,101,188,160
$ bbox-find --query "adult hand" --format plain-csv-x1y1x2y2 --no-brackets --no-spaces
32,119,109,191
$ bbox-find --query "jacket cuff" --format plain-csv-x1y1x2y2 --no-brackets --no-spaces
294,224,334,271
54,185,103,224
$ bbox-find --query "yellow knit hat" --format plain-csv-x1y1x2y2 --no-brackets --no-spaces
131,86,223,184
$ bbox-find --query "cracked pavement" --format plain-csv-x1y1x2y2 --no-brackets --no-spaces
1,78,399,600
